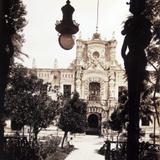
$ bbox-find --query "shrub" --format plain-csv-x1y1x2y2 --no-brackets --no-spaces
38,136,61,160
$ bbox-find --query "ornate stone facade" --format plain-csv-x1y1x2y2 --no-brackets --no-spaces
34,33,126,134
33,33,160,140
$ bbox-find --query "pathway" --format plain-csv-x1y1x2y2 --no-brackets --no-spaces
65,135,105,160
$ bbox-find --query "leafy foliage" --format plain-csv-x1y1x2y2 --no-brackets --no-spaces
109,89,128,132
0,0,27,148
145,0,160,126
58,92,87,147
5,64,59,139
58,92,87,133
109,87,154,132
38,136,61,160
146,0,160,23
4,0,27,59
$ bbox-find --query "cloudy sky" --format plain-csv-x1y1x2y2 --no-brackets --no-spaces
21,0,130,68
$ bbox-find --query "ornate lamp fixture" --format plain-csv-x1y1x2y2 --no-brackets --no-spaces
55,0,79,50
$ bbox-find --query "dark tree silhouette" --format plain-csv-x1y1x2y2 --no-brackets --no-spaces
146,0,160,128
58,92,87,148
146,1,160,146
5,64,59,142
0,0,26,156
121,1,151,159
108,86,154,150
109,86,154,135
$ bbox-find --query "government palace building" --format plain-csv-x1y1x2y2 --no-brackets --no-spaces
30,32,160,142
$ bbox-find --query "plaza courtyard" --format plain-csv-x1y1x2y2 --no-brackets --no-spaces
65,135,104,160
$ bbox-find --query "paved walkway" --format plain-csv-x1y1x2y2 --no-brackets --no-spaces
65,135,105,160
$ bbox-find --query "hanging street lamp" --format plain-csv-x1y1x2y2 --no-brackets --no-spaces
55,0,79,50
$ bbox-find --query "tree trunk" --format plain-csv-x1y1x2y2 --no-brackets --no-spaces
0,0,9,158
34,132,38,142
122,5,151,158
33,127,39,143
29,126,32,142
22,126,25,137
116,132,120,150
127,74,140,160
0,1,4,156
122,50,142,160
61,131,68,148
0,69,7,158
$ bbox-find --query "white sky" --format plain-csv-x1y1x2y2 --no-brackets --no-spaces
21,0,130,69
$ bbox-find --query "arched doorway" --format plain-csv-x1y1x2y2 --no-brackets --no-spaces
86,113,101,135
88,114,98,128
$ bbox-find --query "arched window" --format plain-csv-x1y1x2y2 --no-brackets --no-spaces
89,82,100,101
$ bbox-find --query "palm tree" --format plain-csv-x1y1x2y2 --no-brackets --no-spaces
121,1,152,159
